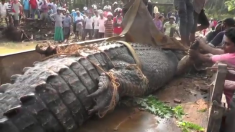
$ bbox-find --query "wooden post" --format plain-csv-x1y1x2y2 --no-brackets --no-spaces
207,63,227,132
211,63,227,102
0,56,2,85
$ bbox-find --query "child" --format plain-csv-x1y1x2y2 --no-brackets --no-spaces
113,8,123,36
50,7,64,43
104,12,113,37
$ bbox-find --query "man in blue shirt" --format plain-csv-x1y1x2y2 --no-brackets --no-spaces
71,9,77,33
23,0,30,18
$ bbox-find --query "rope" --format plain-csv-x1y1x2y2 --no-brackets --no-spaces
120,0,141,36
116,41,142,69
88,60,120,118
40,43,142,117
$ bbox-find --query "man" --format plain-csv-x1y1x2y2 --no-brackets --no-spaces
23,0,30,18
104,1,111,11
37,0,43,15
70,9,76,34
205,21,222,42
112,1,118,13
93,11,99,39
12,0,22,27
98,11,106,38
0,0,8,25
40,0,48,22
190,0,209,42
208,18,235,47
82,12,93,40
29,0,37,18
174,0,194,46
5,0,12,25
163,16,180,37
74,11,83,40
63,11,71,42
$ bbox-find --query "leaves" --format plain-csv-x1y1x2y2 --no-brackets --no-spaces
177,121,205,132
225,0,235,11
133,95,204,132
134,95,183,119
172,105,184,119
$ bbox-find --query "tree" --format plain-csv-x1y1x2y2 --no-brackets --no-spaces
225,0,235,11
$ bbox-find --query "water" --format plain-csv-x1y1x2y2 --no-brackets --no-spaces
77,106,161,132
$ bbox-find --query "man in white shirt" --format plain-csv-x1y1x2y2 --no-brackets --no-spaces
74,11,83,40
37,0,43,10
93,11,99,39
0,0,8,25
98,12,106,38
82,12,93,40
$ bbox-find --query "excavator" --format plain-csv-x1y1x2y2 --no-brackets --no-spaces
0,0,233,131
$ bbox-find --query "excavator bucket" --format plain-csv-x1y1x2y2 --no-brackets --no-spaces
118,0,187,50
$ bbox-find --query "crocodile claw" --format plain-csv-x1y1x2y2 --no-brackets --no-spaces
87,73,119,117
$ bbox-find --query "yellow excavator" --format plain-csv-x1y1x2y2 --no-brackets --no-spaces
0,0,231,131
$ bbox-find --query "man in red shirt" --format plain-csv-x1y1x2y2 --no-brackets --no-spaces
29,0,37,19
113,8,122,36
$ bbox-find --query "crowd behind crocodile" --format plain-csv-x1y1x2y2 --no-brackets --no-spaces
0,0,186,43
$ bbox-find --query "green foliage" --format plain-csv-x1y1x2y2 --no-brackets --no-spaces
134,95,184,119
172,105,184,119
225,0,235,11
134,95,205,132
178,121,205,132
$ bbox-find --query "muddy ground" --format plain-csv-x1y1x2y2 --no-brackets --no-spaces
77,73,211,132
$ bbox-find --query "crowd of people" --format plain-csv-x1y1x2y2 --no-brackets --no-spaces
0,0,124,42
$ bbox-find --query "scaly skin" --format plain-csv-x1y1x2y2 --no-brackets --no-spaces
0,42,179,132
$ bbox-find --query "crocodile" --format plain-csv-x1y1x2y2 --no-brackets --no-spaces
0,41,180,132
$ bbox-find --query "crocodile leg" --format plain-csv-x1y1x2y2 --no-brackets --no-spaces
88,65,149,116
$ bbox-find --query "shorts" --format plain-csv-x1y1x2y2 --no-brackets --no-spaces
76,23,83,32
11,13,19,20
0,12,7,18
191,9,209,33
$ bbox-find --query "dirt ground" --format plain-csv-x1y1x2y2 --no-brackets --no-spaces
155,74,210,129
77,73,211,132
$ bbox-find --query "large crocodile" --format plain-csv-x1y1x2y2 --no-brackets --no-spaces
0,41,180,132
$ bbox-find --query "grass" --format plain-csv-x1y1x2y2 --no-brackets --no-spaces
0,41,37,55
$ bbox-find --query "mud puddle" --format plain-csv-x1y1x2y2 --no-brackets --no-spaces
78,75,210,132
